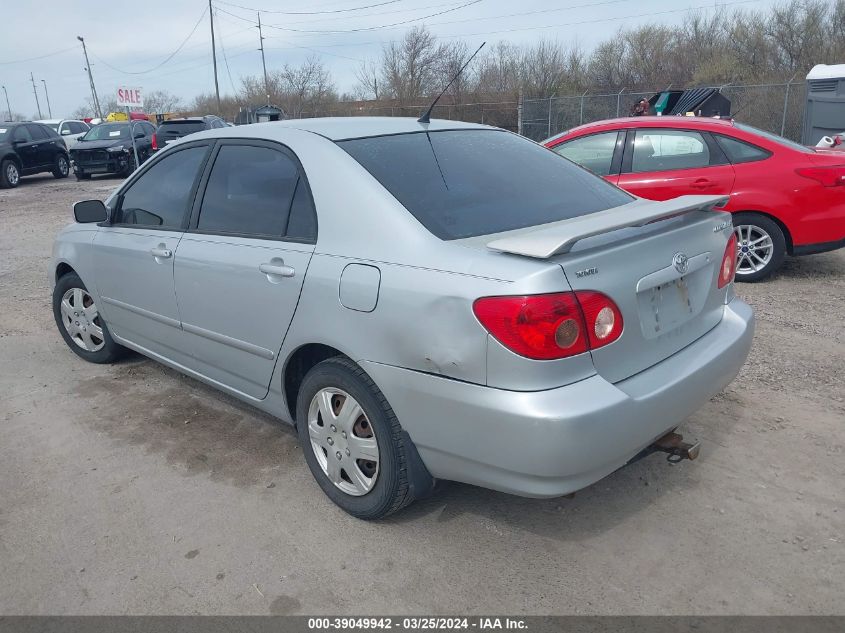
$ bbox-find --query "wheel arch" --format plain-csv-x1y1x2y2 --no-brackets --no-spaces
1,152,22,170
732,210,794,255
54,261,77,284
282,343,351,423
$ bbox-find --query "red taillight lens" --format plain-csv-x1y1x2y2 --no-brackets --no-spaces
151,133,158,150
719,232,738,289
472,291,623,360
576,290,624,349
795,165,845,187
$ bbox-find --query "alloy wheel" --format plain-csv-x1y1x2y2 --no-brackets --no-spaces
307,388,380,496
734,224,773,276
58,156,69,176
6,163,19,186
59,288,105,352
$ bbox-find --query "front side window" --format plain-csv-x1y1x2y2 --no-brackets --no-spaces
339,130,633,240
197,144,307,238
115,146,208,228
553,132,619,176
631,129,710,173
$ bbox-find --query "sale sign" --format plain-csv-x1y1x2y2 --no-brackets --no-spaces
116,87,143,108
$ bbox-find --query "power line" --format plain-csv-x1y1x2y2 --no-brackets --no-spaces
88,6,208,75
0,46,78,66
215,0,403,15
259,0,483,33
215,8,239,93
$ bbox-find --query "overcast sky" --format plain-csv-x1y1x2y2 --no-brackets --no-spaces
1,0,781,119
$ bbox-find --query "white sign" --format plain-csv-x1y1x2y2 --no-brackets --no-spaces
116,87,143,108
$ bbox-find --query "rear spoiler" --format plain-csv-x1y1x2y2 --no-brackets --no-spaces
486,194,728,259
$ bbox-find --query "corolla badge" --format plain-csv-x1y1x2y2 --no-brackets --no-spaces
673,252,689,274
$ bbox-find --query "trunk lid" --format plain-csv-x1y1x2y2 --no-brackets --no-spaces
488,195,733,383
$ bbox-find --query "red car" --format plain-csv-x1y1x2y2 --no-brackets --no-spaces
544,117,845,281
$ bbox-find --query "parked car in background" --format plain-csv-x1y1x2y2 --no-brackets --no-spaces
152,115,226,151
0,121,70,188
70,120,156,180
52,118,753,519
36,119,91,150
545,117,845,281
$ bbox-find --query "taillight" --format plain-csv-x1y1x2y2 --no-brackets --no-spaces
575,291,624,349
151,133,158,150
472,291,623,360
795,165,845,187
718,232,737,289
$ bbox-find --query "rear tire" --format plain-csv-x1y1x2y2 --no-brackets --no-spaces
53,272,125,364
52,154,70,179
731,212,786,282
1,159,20,188
296,356,424,519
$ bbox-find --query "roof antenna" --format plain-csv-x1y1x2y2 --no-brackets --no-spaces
418,41,486,124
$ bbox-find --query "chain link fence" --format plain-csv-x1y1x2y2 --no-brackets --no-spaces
521,81,807,142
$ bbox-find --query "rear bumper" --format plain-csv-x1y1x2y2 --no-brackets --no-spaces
362,298,754,498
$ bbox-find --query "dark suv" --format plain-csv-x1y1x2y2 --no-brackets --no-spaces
152,115,226,151
0,121,70,188
70,121,156,180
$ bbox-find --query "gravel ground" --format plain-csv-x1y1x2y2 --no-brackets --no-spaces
0,175,843,615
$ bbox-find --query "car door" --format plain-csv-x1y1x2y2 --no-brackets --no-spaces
27,124,56,167
92,143,212,362
549,130,624,185
617,128,735,201
12,125,38,171
173,140,318,399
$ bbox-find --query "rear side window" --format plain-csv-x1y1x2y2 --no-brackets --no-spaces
553,132,619,176
631,129,710,173
715,135,771,163
197,144,310,239
338,130,632,240
116,146,208,228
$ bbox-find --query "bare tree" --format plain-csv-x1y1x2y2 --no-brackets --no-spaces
380,26,443,104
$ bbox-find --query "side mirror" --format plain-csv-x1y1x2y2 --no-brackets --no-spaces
73,200,108,223
61,129,71,135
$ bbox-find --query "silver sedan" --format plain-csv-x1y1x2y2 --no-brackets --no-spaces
52,118,754,519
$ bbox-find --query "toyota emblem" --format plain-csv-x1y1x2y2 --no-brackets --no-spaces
673,252,689,274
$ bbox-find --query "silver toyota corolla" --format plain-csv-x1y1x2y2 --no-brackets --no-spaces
51,118,754,519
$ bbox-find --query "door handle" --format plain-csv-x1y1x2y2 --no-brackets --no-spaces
150,246,172,259
691,178,715,189
259,261,295,279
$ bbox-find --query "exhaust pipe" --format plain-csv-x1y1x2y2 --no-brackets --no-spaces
651,431,700,463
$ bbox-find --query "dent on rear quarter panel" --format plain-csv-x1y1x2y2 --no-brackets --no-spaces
280,253,510,385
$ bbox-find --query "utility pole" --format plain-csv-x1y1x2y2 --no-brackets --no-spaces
77,36,103,119
41,79,52,118
1,86,11,121
30,73,43,119
209,0,221,115
257,11,270,105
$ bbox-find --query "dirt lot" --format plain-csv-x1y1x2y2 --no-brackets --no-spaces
0,175,843,615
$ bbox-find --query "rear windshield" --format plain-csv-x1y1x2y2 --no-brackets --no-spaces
338,129,633,240
158,120,206,135
734,122,812,153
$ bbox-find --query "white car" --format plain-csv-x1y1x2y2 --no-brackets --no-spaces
36,119,91,150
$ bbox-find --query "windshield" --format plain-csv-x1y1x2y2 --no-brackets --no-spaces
734,123,812,153
338,129,633,240
81,123,129,141
43,122,59,131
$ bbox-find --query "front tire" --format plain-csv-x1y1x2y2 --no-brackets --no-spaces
0,159,20,188
53,154,70,179
53,272,125,364
296,357,420,519
732,212,786,282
